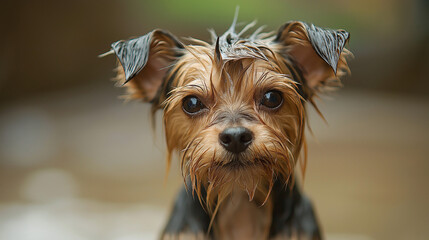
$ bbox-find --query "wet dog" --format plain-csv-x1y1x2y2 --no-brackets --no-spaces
105,11,351,240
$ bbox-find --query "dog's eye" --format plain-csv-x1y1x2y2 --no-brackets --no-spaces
182,96,206,115
261,90,283,109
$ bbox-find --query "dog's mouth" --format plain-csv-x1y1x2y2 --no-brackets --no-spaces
222,160,252,169
218,157,263,170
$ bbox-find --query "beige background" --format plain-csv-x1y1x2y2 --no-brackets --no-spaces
0,0,428,239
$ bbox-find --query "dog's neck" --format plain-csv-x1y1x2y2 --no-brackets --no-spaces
213,190,273,240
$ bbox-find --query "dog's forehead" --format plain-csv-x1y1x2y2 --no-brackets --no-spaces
175,45,291,92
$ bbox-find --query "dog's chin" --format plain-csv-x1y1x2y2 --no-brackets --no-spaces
195,157,276,206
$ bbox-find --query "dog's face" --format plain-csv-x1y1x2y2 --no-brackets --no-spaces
164,48,305,205
110,20,350,207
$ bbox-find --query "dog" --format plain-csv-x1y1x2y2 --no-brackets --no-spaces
105,10,351,240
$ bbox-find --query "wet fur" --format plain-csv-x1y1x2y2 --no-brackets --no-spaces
162,179,321,240
108,13,351,240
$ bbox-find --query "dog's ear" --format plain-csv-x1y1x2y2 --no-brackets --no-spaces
275,21,351,97
111,30,183,102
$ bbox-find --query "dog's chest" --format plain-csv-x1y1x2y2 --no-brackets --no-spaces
214,192,272,240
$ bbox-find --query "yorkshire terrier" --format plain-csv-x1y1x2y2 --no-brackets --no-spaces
105,10,351,240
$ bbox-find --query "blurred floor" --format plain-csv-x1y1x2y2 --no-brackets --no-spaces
0,84,428,240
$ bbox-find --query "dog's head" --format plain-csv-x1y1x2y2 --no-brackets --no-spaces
109,17,351,207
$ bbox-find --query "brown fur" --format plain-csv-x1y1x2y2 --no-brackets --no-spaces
162,44,306,210
214,190,273,240
111,20,351,240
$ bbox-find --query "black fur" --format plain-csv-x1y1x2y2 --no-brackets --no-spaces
269,180,322,239
162,180,212,238
303,23,349,74
162,180,322,239
111,29,183,83
275,22,350,74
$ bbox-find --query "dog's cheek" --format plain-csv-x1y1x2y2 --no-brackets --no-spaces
164,108,196,151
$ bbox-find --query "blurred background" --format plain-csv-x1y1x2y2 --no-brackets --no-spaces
0,0,428,239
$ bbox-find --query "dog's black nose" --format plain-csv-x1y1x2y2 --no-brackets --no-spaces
219,127,253,154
